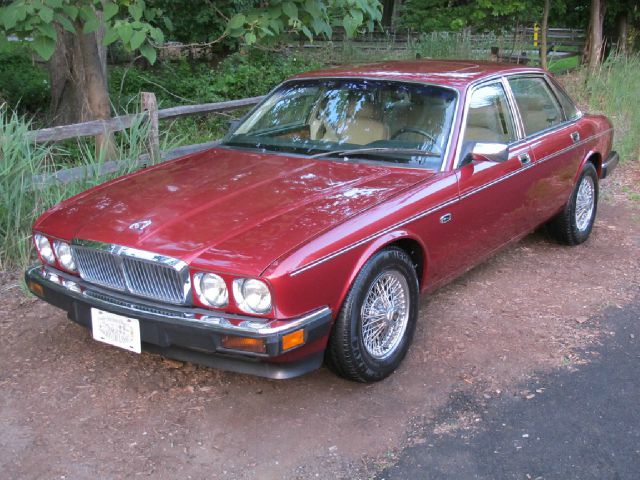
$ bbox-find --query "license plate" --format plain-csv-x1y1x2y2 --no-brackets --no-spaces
91,308,141,354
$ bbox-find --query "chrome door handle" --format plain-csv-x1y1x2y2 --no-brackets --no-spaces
571,132,580,143
518,153,531,166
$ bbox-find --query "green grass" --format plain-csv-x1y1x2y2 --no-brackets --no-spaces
547,54,580,73
0,107,169,270
562,54,640,164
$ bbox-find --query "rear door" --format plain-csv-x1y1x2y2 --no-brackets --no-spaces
506,75,585,228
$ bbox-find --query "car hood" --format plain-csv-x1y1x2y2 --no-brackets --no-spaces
36,147,431,275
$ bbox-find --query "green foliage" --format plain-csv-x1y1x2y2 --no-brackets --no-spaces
566,54,640,163
149,0,257,45
109,50,323,144
0,43,50,114
0,0,164,64
225,0,382,45
399,0,537,32
110,50,323,109
0,105,164,270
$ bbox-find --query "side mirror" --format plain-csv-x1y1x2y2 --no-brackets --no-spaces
460,142,509,167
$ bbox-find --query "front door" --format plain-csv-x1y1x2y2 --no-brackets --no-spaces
449,80,535,276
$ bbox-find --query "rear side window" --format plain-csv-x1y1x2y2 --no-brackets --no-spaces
508,77,564,136
548,79,580,120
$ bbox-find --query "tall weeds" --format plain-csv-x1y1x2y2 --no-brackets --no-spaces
0,107,155,270
562,54,640,163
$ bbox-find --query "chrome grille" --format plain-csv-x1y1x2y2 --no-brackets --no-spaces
71,242,189,305
122,256,185,304
73,246,126,291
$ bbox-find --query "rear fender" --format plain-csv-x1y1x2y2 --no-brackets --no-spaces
574,150,602,184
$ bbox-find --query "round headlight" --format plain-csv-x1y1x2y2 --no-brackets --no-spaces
194,273,228,307
53,240,76,272
233,278,272,314
34,233,55,264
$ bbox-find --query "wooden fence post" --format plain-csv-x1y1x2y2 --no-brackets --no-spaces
141,92,160,164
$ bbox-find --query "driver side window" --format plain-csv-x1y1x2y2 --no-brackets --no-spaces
463,83,517,145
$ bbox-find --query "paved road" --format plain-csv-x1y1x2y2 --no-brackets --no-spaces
378,297,640,480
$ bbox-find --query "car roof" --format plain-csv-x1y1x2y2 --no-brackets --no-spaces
290,59,543,90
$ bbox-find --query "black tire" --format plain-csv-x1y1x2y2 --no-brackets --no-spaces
547,162,599,246
326,247,419,383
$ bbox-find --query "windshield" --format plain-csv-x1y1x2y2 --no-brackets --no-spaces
222,79,457,169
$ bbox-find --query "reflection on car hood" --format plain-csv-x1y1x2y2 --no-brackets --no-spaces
36,147,431,275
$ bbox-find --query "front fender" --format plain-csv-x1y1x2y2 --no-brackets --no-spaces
335,230,429,313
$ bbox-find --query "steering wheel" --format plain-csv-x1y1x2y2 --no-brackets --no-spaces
391,127,442,154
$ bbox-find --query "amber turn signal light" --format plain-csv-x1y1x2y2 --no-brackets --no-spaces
221,335,266,353
282,329,305,351
28,281,44,297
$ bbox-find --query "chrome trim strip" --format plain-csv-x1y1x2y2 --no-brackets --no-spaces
501,76,526,139
290,127,612,276
32,265,331,335
290,196,460,276
452,72,587,170
453,76,524,170
72,239,188,270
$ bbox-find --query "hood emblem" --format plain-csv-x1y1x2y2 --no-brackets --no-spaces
129,220,152,232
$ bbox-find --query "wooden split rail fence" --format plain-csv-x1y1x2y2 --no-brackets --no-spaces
28,93,264,186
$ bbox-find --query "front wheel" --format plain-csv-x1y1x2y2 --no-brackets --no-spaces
326,247,419,383
547,162,599,245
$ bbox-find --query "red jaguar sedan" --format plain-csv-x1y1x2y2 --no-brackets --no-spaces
26,60,618,382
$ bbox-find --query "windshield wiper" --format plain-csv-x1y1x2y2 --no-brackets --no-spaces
308,147,440,159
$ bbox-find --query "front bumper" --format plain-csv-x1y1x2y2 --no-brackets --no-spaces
25,265,332,379
601,151,619,179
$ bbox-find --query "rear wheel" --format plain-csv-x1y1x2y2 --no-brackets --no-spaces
547,163,599,245
326,247,419,383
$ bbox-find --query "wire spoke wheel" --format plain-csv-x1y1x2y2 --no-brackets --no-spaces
360,270,410,360
575,175,595,232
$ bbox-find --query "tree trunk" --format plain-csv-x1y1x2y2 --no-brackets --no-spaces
48,26,110,125
616,12,628,54
47,20,115,158
540,0,550,70
583,0,607,71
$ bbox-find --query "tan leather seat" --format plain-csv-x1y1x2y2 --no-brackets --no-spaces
312,101,388,145
387,99,446,138
518,96,554,135
463,105,509,144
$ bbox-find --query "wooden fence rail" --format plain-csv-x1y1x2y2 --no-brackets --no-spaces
27,93,264,188
28,95,264,144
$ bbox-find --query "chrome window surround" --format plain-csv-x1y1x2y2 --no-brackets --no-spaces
223,76,461,173
453,71,585,170
545,75,582,121
71,239,192,305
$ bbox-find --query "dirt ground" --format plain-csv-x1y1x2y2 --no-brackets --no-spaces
1,164,639,480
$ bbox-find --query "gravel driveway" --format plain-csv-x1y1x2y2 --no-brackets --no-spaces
1,165,638,480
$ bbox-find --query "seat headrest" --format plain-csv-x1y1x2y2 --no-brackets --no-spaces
352,102,380,120
467,105,498,131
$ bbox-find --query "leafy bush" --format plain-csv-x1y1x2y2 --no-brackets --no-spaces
110,50,323,109
0,43,49,114
109,50,324,146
